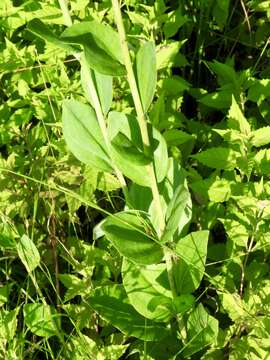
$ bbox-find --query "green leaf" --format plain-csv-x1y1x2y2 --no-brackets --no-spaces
255,149,270,174
209,60,236,86
200,90,232,109
250,126,270,147
60,21,125,76
0,284,12,308
17,234,40,273
174,230,209,293
161,183,191,243
163,129,194,146
156,42,181,70
88,284,170,341
101,211,163,265
208,178,232,203
192,147,240,170
122,259,172,322
228,96,250,135
136,41,157,113
219,293,247,322
108,112,168,186
111,132,151,166
0,308,19,342
183,304,219,357
62,99,112,172
212,0,230,27
27,18,76,52
81,57,112,116
247,79,270,102
23,303,57,338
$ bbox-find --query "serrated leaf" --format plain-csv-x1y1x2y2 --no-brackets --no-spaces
122,259,172,322
101,211,163,265
88,284,170,341
254,149,270,174
163,129,194,146
156,42,181,70
136,41,157,113
192,147,240,170
200,90,232,109
17,235,40,273
228,96,250,135
174,230,209,293
250,126,270,147
62,99,112,172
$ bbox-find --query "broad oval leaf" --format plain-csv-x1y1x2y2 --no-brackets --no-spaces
60,21,125,76
183,303,219,357
23,303,58,338
122,259,173,322
62,99,112,172
136,41,157,113
108,111,168,186
88,284,170,341
174,230,209,293
101,211,163,265
250,126,270,147
17,234,40,273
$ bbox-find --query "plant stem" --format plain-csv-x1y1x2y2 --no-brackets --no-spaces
112,0,178,298
111,0,165,234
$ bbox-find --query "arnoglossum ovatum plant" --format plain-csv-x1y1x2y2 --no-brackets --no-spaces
28,1,218,358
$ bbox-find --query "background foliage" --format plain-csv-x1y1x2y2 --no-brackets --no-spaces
1,0,270,359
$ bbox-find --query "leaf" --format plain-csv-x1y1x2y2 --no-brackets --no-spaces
62,99,112,172
0,308,19,342
88,284,170,341
27,18,76,52
161,183,191,243
108,112,168,186
101,211,163,265
81,57,113,116
156,42,181,70
0,284,12,308
228,96,250,135
174,230,209,293
183,304,219,357
60,21,125,76
59,274,89,302
122,259,173,322
192,147,240,170
200,90,232,109
111,132,151,166
247,79,270,102
219,293,247,322
250,126,270,147
255,149,270,174
212,0,230,27
23,303,57,338
163,129,194,146
136,41,157,113
208,178,232,203
209,60,236,86
17,234,40,273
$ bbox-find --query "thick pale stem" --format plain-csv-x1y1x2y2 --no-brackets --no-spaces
111,0,165,235
112,0,178,297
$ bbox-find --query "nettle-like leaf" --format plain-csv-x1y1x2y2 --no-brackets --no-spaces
255,149,270,174
122,259,173,322
199,90,233,109
183,303,219,357
173,230,209,294
192,147,240,170
108,111,168,186
136,41,157,113
62,99,112,172
228,96,251,135
60,21,125,76
249,126,270,147
88,284,170,341
80,56,113,116
101,211,163,265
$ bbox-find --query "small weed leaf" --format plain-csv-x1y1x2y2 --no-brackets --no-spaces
17,235,40,273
